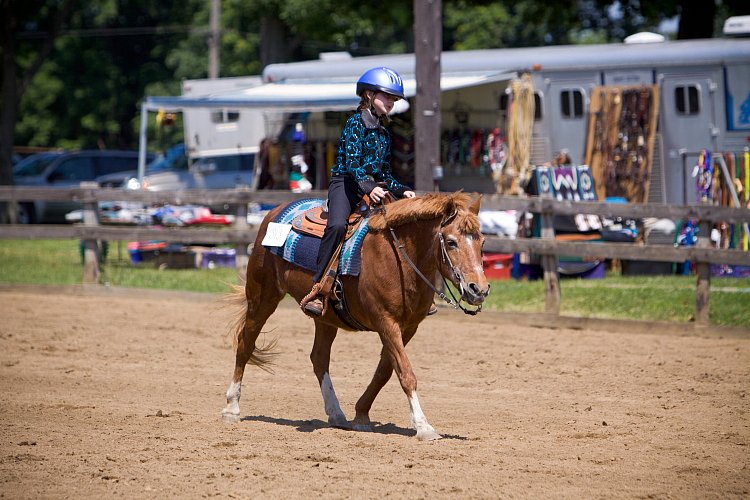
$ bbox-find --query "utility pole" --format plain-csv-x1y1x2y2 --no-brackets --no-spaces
413,0,442,192
208,0,220,78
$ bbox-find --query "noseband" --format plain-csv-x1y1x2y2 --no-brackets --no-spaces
387,209,483,316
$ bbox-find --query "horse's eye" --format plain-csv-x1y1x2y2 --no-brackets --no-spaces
446,237,459,249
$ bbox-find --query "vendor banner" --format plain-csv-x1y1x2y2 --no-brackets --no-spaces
533,165,597,202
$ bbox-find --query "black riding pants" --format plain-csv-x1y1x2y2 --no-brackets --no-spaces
313,175,362,283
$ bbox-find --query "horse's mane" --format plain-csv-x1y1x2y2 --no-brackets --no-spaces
368,192,481,233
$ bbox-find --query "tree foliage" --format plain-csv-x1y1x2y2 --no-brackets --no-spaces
2,0,748,177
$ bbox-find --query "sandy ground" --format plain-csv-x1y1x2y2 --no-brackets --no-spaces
0,285,748,499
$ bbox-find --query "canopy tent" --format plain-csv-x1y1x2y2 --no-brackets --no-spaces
137,71,515,180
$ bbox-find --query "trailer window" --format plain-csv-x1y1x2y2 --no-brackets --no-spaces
210,110,241,123
560,90,584,118
534,93,542,120
675,85,700,115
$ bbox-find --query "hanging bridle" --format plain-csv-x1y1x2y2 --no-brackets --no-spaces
386,209,484,316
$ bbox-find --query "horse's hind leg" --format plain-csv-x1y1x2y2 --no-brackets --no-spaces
221,273,284,423
352,348,394,431
310,321,348,428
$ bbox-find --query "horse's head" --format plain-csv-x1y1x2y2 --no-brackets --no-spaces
434,193,491,307
369,192,491,309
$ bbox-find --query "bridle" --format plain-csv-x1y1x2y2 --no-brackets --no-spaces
386,209,485,316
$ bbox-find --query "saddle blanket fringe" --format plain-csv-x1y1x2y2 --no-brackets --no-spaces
265,198,369,276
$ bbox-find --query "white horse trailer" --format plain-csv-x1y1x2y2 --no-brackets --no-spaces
180,76,266,159
262,35,750,204
142,27,750,203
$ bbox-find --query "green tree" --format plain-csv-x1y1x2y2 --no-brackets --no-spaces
0,0,73,222
14,1,202,151
3,0,749,226
444,0,582,49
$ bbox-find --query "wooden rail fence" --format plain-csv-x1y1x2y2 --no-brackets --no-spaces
1,185,749,326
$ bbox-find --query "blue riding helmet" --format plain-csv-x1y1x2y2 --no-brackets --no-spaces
356,67,405,99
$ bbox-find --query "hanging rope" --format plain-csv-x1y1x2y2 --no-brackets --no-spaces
504,72,535,195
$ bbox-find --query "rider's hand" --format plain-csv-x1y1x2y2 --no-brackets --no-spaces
370,186,387,203
403,190,416,198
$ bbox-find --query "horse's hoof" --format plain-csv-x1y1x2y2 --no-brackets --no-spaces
220,411,240,423
416,428,442,441
352,423,372,432
328,415,350,429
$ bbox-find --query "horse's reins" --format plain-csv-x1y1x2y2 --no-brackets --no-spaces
385,208,482,316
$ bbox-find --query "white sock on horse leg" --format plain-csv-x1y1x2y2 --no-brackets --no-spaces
408,391,441,440
320,373,348,426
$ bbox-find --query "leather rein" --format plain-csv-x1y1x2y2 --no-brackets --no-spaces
385,209,483,316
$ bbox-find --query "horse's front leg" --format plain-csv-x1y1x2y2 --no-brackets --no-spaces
379,326,441,441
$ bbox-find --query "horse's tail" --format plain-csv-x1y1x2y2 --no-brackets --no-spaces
224,283,279,373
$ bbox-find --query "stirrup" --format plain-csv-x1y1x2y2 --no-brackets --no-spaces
301,283,327,317
303,297,324,317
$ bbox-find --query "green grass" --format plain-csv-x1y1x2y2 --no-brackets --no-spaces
0,239,239,293
482,273,750,327
1,239,748,327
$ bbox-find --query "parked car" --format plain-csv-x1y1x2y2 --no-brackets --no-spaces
125,150,255,192
13,149,155,223
95,144,188,189
121,149,256,213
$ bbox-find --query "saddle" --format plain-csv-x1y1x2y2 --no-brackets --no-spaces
292,185,396,240
291,199,370,240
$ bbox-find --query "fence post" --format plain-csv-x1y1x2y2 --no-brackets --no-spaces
233,188,250,279
695,217,712,325
540,203,560,314
80,182,101,284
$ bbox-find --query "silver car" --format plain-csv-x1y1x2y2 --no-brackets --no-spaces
127,152,256,192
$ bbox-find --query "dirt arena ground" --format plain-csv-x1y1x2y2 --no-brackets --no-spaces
0,285,748,499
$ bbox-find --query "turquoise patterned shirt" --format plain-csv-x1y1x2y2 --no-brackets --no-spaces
331,111,409,197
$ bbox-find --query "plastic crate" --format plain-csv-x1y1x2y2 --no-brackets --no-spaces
482,253,513,280
201,248,236,269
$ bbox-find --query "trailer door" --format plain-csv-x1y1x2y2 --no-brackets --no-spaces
659,68,720,204
545,75,599,166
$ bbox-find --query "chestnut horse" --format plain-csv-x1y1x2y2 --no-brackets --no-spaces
221,192,490,440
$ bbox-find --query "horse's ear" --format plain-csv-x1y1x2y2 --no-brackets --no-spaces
469,194,482,215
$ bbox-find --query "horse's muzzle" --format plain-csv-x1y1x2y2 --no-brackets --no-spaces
462,282,491,306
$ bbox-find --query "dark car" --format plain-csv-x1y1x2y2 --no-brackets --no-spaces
13,149,155,223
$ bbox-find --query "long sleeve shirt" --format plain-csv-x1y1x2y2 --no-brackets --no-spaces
331,111,410,198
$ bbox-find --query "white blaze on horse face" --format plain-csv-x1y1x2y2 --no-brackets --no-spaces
320,373,348,427
461,233,485,276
